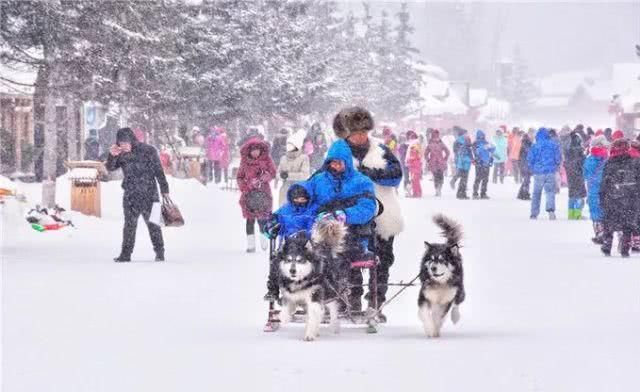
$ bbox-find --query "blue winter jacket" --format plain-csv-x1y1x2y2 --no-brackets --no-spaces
273,182,317,238
527,128,562,175
493,134,508,163
454,135,473,171
307,140,377,226
473,130,495,167
583,155,607,221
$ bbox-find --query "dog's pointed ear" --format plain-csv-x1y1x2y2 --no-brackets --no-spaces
449,244,460,257
305,241,313,252
424,241,431,251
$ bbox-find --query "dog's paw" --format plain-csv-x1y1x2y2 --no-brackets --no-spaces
303,334,316,342
451,306,461,324
332,322,341,334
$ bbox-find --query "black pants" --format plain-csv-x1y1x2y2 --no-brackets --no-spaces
518,172,531,198
121,200,164,257
246,218,267,235
456,169,469,197
433,170,444,190
473,166,490,196
349,235,395,307
493,162,505,184
512,160,520,183
213,162,228,184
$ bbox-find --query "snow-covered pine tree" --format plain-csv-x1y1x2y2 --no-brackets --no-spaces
389,3,423,118
502,46,538,115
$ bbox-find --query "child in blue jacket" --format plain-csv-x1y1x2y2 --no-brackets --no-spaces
262,182,317,301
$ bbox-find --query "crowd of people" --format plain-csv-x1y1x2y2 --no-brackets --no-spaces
101,108,638,316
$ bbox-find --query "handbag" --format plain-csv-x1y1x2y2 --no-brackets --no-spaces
245,190,270,214
161,195,185,227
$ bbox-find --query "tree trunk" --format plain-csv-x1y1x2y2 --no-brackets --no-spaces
42,66,58,207
66,97,79,161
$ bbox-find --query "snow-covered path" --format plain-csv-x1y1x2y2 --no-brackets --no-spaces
2,178,639,392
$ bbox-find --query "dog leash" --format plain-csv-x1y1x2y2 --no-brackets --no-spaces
370,273,421,319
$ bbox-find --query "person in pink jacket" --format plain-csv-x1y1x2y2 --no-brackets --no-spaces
424,129,450,196
205,126,230,184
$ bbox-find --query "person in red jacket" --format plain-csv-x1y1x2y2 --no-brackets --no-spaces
237,138,276,253
424,129,450,196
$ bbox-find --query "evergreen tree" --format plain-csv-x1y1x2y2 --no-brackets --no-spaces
501,46,538,114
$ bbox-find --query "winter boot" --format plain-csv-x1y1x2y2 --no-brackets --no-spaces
472,193,479,199
260,234,268,251
155,251,165,262
620,233,632,257
114,255,131,262
480,194,490,199
246,234,256,253
591,222,604,244
548,211,556,221
631,235,640,252
601,234,613,256
435,186,442,197
457,193,469,200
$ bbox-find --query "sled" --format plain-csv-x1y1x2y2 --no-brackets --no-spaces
263,236,383,334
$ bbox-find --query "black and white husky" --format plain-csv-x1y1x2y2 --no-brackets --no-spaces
278,220,347,341
418,214,466,338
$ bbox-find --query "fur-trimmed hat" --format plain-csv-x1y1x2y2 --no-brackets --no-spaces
332,106,374,139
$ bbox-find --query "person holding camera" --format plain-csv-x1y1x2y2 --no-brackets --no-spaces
106,127,169,262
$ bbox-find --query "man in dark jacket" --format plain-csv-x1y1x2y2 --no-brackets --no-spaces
517,131,533,200
599,138,640,257
471,130,495,199
106,127,170,262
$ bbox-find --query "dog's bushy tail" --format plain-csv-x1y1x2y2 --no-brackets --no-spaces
433,214,462,246
311,219,347,256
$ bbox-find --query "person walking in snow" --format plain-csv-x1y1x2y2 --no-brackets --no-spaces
517,131,533,200
452,130,473,199
332,107,403,318
564,132,587,219
508,127,522,183
397,133,411,193
583,135,608,244
528,128,562,220
271,128,289,187
237,138,276,253
205,127,230,184
277,134,310,206
599,138,640,257
383,127,398,155
472,130,495,199
106,128,169,262
424,129,450,197
492,128,508,184
405,130,423,198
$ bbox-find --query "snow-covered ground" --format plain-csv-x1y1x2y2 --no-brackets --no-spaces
2,175,639,392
